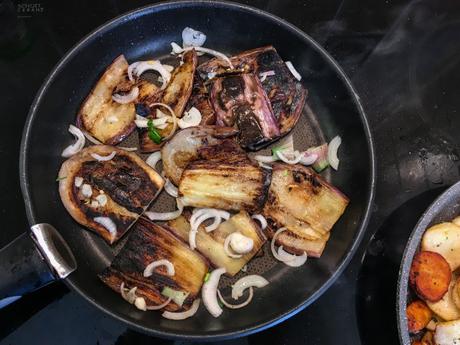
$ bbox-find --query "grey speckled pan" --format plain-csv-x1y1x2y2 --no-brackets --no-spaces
397,180,460,345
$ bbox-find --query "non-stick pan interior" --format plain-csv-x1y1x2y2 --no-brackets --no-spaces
20,1,374,339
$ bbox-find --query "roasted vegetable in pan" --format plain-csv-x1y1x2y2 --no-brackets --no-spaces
179,152,271,213
99,217,208,311
406,300,433,333
58,145,164,244
168,211,266,276
421,221,460,271
409,251,451,303
263,163,349,257
77,55,137,145
434,319,460,345
426,272,460,321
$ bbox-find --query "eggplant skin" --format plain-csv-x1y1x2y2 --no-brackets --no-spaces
99,217,208,311
262,163,349,257
77,55,136,145
58,145,164,244
179,153,271,213
168,211,266,276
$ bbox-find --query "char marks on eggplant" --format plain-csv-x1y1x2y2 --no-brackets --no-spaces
99,218,208,311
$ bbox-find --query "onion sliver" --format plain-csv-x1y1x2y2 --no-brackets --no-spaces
135,114,168,128
164,179,179,198
277,246,307,267
81,130,102,145
276,150,303,164
182,27,207,47
134,297,147,311
171,43,233,69
144,259,175,277
145,198,184,221
119,146,138,152
146,151,162,170
259,70,275,82
148,102,178,141
202,268,226,317
285,61,302,81
228,232,254,255
128,61,171,89
192,210,230,233
112,87,139,104
254,154,278,163
94,217,117,237
162,298,200,320
231,275,269,300
146,297,172,310
258,162,273,170
204,217,222,232
90,151,116,162
217,287,253,309
61,124,85,158
178,107,202,129
327,135,342,170
251,214,267,230
120,283,137,304
299,152,318,166
224,234,242,258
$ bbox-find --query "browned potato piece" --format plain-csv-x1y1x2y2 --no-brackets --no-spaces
409,251,451,302
453,276,460,310
407,300,433,333
426,272,460,321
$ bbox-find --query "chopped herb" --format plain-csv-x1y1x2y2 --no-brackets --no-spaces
147,119,162,144
204,272,210,282
55,176,67,181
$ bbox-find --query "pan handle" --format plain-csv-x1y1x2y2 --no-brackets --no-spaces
0,223,77,308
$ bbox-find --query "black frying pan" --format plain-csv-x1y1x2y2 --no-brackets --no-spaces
397,181,460,344
1,1,375,340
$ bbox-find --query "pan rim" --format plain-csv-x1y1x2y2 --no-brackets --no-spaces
396,181,460,345
19,0,376,340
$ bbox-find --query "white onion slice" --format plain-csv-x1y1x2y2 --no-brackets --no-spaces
285,61,302,81
259,70,275,82
241,264,248,272
164,179,179,198
147,297,172,310
217,287,253,309
135,114,169,128
74,176,83,187
277,246,307,267
119,146,138,152
189,228,198,250
128,61,171,89
251,214,267,230
171,42,233,69
162,298,200,320
94,216,117,237
95,194,107,207
327,135,342,170
112,86,139,104
148,102,178,141
204,217,222,232
90,151,116,162
231,275,269,300
202,268,226,317
182,27,207,47
61,124,85,158
276,150,303,164
146,151,162,169
170,42,183,54
178,107,202,129
81,184,93,198
143,259,175,277
258,161,273,170
299,152,318,166
144,198,184,221
254,154,278,163
81,130,102,145
224,234,242,259
229,232,254,254
191,210,230,234
120,283,137,304
134,297,147,311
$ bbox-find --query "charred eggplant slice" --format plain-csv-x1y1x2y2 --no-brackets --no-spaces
263,163,349,257
168,211,266,276
199,46,307,138
99,218,208,311
179,153,271,213
188,77,216,125
139,50,198,152
58,145,164,244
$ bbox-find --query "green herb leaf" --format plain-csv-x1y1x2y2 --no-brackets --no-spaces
204,272,210,283
161,286,189,307
147,119,162,144
55,176,67,181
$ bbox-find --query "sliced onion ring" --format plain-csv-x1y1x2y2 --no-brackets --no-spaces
224,234,242,259
162,298,200,320
202,268,226,317
147,297,172,310
81,129,102,145
148,102,178,141
128,61,171,89
217,287,253,309
259,70,275,82
299,152,318,166
327,135,342,170
276,150,303,164
145,198,184,221
285,61,302,81
271,227,307,266
164,179,179,198
61,124,85,158
143,259,175,277
90,151,116,162
254,154,278,163
146,151,162,170
251,214,267,230
231,275,269,300
120,283,137,304
112,86,139,104
93,216,117,238
171,42,233,69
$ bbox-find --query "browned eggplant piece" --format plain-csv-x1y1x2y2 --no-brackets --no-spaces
99,218,208,311
262,163,349,257
139,50,198,152
161,126,239,185
77,55,138,145
187,77,216,125
210,73,280,150
179,152,271,212
168,211,266,276
58,145,164,244
199,46,307,138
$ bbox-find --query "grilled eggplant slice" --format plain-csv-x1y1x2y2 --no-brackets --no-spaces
210,73,280,150
263,163,349,257
168,211,266,276
58,145,164,244
161,126,239,185
179,153,271,212
77,55,137,145
199,46,307,138
139,50,198,152
99,218,208,311
188,77,216,125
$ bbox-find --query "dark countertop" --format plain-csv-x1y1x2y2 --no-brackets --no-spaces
1,0,460,344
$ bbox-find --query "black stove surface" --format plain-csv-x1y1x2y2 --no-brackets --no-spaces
2,0,460,344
